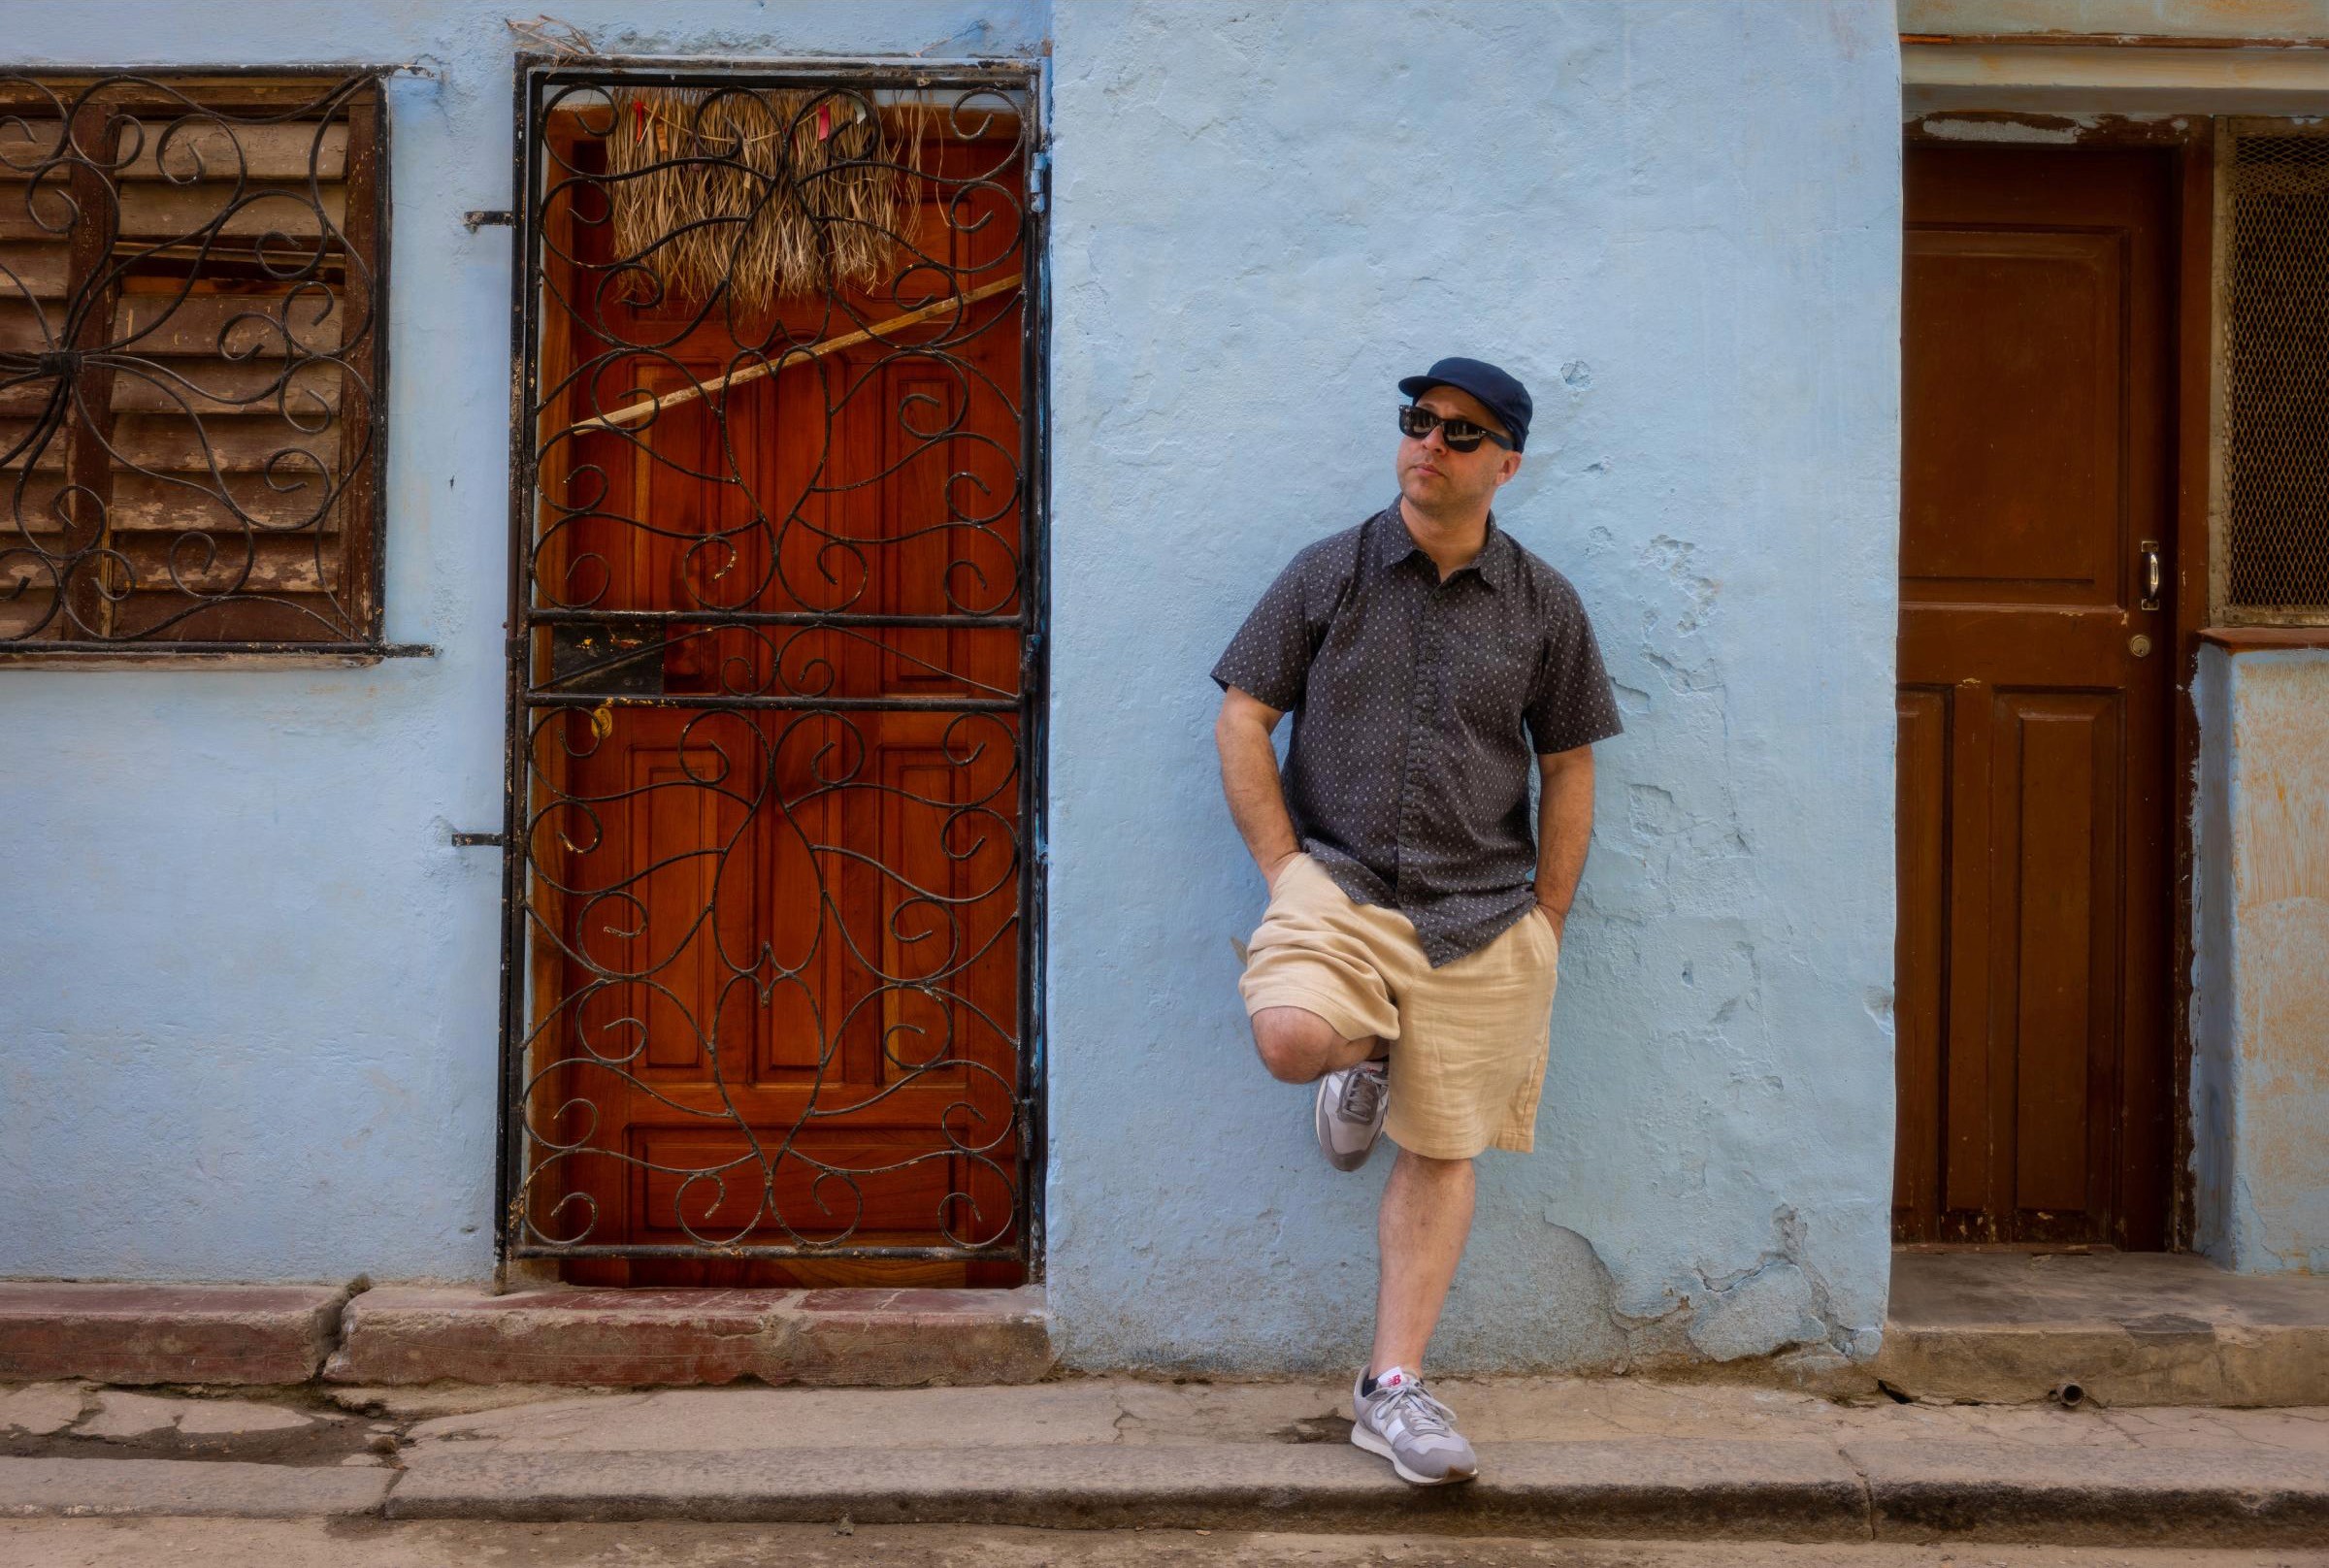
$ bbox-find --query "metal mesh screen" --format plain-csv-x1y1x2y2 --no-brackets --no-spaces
2224,132,2329,619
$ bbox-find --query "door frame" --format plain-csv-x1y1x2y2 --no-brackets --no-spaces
492,52,1054,1284
1901,114,2214,1250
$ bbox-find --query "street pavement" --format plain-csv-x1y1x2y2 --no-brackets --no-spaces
5,1519,2329,1567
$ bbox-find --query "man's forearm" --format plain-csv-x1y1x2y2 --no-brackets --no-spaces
1217,715,1303,882
1534,749,1595,927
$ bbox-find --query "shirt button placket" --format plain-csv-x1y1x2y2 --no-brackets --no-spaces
1398,588,1438,917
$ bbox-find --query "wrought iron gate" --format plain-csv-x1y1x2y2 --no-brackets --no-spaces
500,57,1044,1282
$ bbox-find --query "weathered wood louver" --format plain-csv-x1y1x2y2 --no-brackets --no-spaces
0,74,385,654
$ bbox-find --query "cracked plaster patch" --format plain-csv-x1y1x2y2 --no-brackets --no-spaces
1560,1204,1874,1374
1687,1259,1826,1362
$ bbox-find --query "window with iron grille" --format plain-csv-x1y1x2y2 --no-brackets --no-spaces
0,72,387,659
2216,121,2329,626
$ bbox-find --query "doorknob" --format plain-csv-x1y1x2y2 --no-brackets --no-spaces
2139,540,2162,612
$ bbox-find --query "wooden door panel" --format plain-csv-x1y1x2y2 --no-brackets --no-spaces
1904,233,2121,601
629,741,759,1077
1893,689,1949,1224
1991,693,2120,1225
578,1078,998,1127
756,723,842,1082
884,368,968,691
1899,605,2138,686
628,1126,968,1247
1897,146,2175,1248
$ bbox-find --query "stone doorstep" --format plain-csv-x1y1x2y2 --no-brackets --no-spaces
0,1284,348,1387
0,1282,1053,1390
1874,1319,2329,1407
321,1284,1055,1388
1876,1251,2329,1407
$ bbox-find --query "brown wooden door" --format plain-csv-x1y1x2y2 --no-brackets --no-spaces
523,115,1029,1288
1895,146,2177,1247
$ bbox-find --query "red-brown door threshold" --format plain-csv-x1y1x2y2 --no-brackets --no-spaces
0,1283,350,1386
0,1282,1053,1389
322,1285,1054,1388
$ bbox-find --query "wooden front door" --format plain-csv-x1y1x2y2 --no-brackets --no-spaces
509,82,1035,1289
1894,145,2178,1247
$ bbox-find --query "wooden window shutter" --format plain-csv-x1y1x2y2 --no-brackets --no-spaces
0,73,387,657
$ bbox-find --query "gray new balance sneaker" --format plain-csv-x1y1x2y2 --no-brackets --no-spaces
1314,1059,1387,1171
1351,1365,1478,1486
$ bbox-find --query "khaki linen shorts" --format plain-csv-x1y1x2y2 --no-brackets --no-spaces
1237,852,1560,1160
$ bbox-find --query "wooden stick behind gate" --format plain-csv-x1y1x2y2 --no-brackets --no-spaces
559,272,1024,439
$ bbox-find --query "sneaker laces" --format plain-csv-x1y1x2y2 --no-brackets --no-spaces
1375,1378,1457,1438
1338,1062,1386,1121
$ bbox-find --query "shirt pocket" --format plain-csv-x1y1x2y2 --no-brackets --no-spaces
1452,637,1541,741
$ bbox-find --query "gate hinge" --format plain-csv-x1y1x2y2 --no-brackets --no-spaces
451,830,507,847
464,209,515,232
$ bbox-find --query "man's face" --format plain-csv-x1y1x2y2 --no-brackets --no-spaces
1394,385,1523,515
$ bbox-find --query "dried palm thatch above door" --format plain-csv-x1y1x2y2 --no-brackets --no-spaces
603,85,926,310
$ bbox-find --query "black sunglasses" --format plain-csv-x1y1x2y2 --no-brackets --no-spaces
1397,404,1513,453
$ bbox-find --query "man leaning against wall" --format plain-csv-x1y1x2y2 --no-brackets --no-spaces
1211,357,1621,1486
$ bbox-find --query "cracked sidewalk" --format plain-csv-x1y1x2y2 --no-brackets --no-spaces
6,1376,2329,1545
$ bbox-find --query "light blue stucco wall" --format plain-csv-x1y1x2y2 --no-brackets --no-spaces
1043,2,1902,1372
1,0,1904,1373
2192,647,2329,1275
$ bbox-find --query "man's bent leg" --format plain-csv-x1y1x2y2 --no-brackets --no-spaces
1369,1146,1475,1375
1250,1005,1380,1085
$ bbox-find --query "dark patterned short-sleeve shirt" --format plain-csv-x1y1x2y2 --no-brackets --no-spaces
1211,500,1623,966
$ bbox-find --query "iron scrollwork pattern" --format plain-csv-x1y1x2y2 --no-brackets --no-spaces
0,72,385,652
505,64,1043,1271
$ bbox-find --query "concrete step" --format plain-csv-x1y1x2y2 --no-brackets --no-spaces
0,1456,390,1519
385,1439,1874,1537
385,1439,2329,1545
4,1438,2325,1545
0,1282,1053,1389
358,1375,2329,1544
0,1284,350,1387
323,1284,1054,1388
13,1254,2327,1405
1876,1250,2329,1406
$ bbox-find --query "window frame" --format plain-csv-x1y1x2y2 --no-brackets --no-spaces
0,68,396,666
2209,116,2329,630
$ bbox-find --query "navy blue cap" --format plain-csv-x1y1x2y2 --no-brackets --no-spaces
1397,357,1532,452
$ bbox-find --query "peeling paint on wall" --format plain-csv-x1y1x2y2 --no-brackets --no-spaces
1043,0,1901,1373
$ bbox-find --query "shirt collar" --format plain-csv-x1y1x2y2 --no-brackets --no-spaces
1372,501,1515,592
